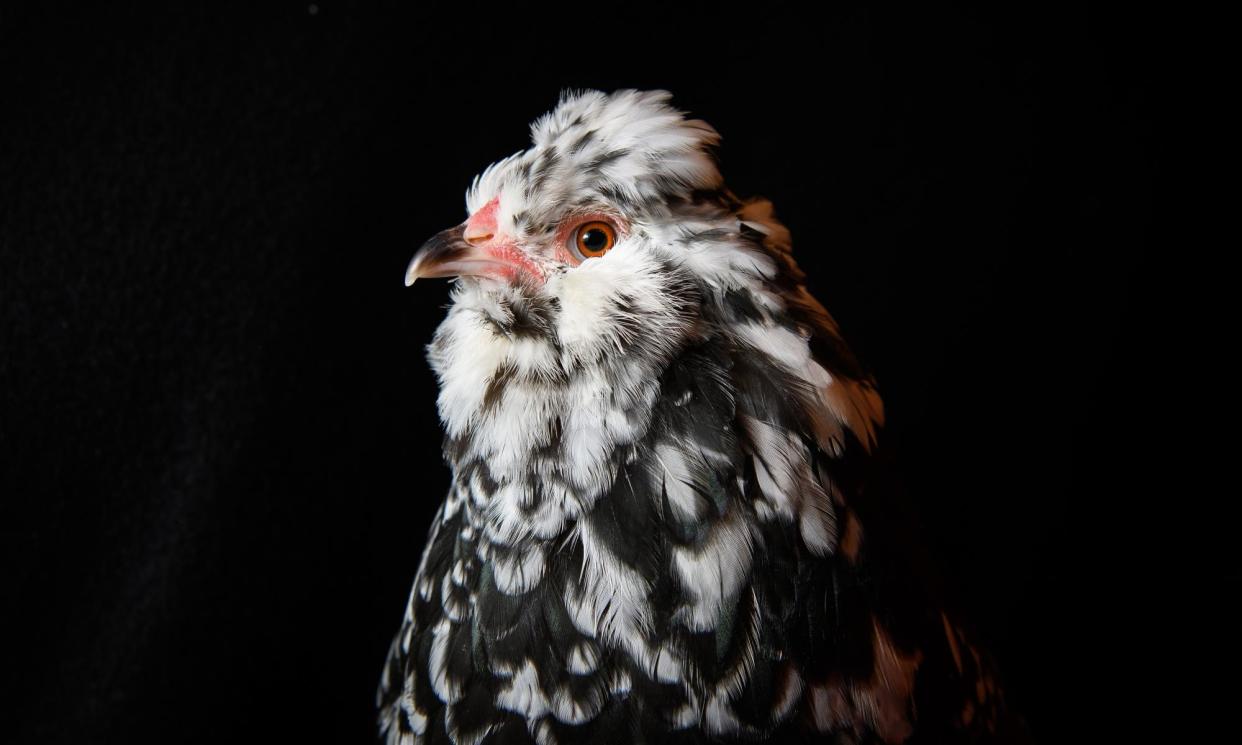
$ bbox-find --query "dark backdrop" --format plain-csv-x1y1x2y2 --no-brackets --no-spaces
1,3,1161,743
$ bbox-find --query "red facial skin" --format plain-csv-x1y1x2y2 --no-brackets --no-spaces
464,197,500,241
463,196,627,282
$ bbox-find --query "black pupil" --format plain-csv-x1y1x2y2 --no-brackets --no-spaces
581,228,608,252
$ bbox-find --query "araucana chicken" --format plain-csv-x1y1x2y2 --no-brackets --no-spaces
378,89,1025,744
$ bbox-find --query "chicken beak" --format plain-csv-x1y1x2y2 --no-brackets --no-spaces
405,224,470,286
406,224,538,286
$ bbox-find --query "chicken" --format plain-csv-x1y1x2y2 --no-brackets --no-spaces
377,89,1025,744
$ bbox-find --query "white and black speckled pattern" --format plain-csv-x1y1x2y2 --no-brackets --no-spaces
377,89,1016,745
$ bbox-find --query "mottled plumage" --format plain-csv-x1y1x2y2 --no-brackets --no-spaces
378,89,1025,744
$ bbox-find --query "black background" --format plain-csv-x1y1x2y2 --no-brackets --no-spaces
1,3,1163,743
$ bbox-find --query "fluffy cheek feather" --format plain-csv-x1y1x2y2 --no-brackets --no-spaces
548,256,630,357
547,246,697,496
548,242,693,367
428,312,513,439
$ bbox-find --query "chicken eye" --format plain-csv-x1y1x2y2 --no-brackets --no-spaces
573,221,616,259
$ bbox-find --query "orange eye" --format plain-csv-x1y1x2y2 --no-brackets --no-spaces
573,221,617,259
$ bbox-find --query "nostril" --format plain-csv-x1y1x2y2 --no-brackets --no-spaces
464,228,493,245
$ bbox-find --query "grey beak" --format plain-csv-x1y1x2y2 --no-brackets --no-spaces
405,223,470,286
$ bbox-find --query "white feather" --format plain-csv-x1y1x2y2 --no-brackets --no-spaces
494,659,551,719
671,511,756,631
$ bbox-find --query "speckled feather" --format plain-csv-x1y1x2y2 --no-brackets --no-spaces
378,89,1025,745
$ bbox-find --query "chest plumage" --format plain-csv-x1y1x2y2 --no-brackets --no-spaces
377,89,1020,744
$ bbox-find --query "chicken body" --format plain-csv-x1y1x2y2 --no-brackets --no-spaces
378,89,1021,745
